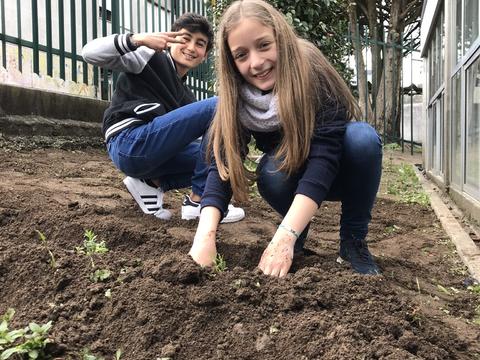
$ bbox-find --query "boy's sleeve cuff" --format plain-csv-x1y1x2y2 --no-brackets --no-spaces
114,33,137,55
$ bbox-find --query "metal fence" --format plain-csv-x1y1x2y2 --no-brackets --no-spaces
0,0,213,101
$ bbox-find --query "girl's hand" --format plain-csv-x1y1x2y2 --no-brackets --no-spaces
131,32,185,52
189,230,217,267
189,206,222,267
258,230,295,277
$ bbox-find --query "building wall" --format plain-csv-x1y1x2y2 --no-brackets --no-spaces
421,0,480,223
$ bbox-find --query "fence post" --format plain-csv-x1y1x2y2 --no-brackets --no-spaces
82,0,88,84
32,0,40,74
0,0,5,69
58,0,65,80
70,0,77,82
112,0,120,88
16,0,23,72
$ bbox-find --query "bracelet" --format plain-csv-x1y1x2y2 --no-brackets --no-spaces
278,223,300,240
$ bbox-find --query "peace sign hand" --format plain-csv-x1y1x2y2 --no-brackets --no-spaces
130,31,186,52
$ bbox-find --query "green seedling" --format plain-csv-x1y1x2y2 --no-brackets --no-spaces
104,289,112,299
437,284,452,295
90,269,111,283
473,305,480,326
384,142,401,151
76,229,108,268
213,254,227,273
81,348,104,360
269,325,280,334
115,349,123,360
384,224,400,235
467,284,480,294
35,230,57,269
0,308,53,360
80,347,122,360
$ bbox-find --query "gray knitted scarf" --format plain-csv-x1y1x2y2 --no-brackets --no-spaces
238,84,280,133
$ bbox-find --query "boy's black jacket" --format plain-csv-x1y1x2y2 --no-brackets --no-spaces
82,33,196,141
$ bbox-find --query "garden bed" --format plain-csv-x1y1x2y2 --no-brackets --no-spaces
0,137,479,359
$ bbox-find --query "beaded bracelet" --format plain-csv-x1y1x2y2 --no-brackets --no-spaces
278,223,300,240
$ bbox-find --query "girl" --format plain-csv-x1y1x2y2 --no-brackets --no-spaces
189,0,382,277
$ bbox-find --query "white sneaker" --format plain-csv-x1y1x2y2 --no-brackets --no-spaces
181,195,245,223
122,176,172,220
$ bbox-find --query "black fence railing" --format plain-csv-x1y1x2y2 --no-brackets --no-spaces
0,0,214,101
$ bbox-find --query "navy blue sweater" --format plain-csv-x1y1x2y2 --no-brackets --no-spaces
201,105,349,218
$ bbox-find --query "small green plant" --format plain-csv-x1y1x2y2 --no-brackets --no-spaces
384,142,401,151
81,348,104,360
90,269,111,283
104,289,112,298
386,163,430,206
0,308,53,360
213,254,227,273
35,230,57,269
437,284,452,295
467,284,480,294
76,229,108,268
80,347,122,360
473,304,480,326
115,349,123,360
384,224,400,235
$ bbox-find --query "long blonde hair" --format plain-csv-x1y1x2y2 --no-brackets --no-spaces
209,0,359,202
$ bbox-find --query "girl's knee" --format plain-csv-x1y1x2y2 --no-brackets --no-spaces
344,122,381,156
256,156,296,201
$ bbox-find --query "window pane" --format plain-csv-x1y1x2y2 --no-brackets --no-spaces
428,47,436,98
464,0,479,54
466,57,480,189
436,18,443,91
451,72,462,185
456,0,462,62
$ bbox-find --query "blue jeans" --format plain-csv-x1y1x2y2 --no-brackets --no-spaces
256,122,382,252
107,97,217,196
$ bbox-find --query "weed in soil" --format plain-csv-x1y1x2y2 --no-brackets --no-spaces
0,309,53,360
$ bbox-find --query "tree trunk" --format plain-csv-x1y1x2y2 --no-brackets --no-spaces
348,1,373,123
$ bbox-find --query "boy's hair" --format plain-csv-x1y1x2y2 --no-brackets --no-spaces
171,13,214,52
209,0,360,202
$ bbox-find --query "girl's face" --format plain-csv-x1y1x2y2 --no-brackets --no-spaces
227,19,277,91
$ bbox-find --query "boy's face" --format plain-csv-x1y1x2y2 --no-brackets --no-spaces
169,29,209,77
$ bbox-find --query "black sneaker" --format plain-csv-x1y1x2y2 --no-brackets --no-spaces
337,236,380,275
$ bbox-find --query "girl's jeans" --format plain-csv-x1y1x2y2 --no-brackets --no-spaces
256,122,382,253
106,97,217,196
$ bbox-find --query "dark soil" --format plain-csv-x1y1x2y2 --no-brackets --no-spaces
0,136,479,359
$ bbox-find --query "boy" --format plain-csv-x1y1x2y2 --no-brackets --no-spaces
82,13,244,223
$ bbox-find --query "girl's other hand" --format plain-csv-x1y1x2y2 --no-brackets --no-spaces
189,230,217,267
258,231,295,277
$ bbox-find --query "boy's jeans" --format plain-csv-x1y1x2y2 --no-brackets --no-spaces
106,97,217,196
256,122,383,253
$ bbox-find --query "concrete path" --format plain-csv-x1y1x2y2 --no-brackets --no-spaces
413,166,480,282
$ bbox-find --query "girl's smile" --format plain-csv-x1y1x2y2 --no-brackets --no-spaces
227,19,277,91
